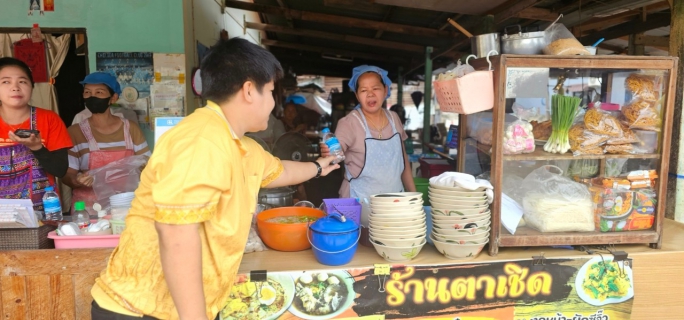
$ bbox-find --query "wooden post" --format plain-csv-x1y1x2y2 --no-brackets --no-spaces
423,47,433,145
667,0,684,221
629,8,647,55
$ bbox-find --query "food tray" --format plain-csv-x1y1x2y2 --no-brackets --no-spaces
47,231,120,249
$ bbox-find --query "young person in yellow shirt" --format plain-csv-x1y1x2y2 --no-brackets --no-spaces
90,38,340,320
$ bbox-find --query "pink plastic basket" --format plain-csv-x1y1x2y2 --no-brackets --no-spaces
434,53,495,114
322,198,361,226
47,231,120,249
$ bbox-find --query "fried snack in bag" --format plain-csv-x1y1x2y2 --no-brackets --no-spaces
569,124,609,151
625,74,657,100
605,144,634,154
607,125,639,145
584,108,623,137
622,102,661,131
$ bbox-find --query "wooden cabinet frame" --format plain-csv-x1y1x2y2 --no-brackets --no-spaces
457,55,678,256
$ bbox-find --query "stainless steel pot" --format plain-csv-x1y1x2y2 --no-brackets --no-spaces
471,33,500,58
501,25,546,55
258,187,295,207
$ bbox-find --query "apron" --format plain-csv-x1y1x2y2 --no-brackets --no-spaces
71,118,134,215
0,107,51,212
346,108,405,228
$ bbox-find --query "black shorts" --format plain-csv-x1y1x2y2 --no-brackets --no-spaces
91,301,220,320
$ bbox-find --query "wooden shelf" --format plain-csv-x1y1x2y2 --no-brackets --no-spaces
499,226,660,247
469,140,661,161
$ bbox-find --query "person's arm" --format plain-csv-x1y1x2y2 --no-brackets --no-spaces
401,143,416,192
156,222,208,320
62,167,91,188
265,156,339,188
31,147,69,178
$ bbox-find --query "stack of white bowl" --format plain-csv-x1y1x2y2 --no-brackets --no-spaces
368,192,427,262
109,192,135,218
428,184,491,259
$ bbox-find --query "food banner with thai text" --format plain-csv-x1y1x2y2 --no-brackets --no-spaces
221,256,633,320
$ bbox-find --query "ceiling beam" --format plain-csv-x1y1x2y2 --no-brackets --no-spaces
494,0,543,24
635,34,670,47
275,0,293,27
375,6,395,38
403,37,470,77
598,42,629,53
225,0,454,38
560,0,664,28
247,22,425,53
261,39,408,64
515,7,558,21
572,1,670,36
581,13,672,45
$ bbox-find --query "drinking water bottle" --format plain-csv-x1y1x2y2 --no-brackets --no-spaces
321,128,345,164
73,201,90,230
42,186,63,221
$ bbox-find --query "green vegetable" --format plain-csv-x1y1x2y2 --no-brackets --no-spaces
544,95,582,154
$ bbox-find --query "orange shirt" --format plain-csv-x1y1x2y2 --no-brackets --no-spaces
0,107,73,186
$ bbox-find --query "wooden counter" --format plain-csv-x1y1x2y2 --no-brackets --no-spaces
3,220,684,319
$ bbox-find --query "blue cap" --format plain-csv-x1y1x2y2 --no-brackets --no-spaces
348,65,392,100
79,72,122,95
285,94,307,105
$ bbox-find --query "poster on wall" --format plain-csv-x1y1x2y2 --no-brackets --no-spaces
96,52,154,124
43,0,54,11
150,84,185,128
28,0,43,15
13,39,48,83
221,256,634,320
153,53,185,84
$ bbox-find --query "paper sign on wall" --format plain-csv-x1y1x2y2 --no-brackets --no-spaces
154,117,183,144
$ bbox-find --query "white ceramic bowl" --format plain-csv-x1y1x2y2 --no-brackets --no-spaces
370,228,426,239
432,223,490,236
429,197,488,206
370,235,427,247
428,187,487,197
429,184,487,192
429,192,488,202
369,223,426,233
370,206,424,215
370,202,423,210
432,231,489,241
431,235,488,259
370,192,424,204
433,218,490,230
431,207,490,216
432,232,489,244
372,240,426,262
367,215,424,223
430,213,490,222
369,217,426,228
430,202,489,210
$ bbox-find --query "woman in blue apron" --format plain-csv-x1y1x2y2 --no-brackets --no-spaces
321,65,416,226
0,57,72,212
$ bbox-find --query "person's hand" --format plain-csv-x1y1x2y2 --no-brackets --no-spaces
8,131,43,151
319,143,331,157
316,156,340,177
76,172,94,187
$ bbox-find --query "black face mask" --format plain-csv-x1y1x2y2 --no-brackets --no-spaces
84,97,110,114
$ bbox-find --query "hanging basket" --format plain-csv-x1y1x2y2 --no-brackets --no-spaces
434,51,496,114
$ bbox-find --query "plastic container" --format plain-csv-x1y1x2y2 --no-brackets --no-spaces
634,130,658,154
414,178,430,206
43,186,63,221
111,219,126,235
73,201,90,230
322,198,362,225
308,213,360,266
321,128,345,164
256,207,327,251
419,158,454,178
47,231,120,249
543,24,590,55
584,46,597,55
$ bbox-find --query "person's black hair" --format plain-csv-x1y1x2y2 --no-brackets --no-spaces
0,57,35,88
201,38,283,103
410,91,423,107
390,103,406,125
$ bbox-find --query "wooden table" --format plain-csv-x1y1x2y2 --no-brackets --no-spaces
3,220,684,319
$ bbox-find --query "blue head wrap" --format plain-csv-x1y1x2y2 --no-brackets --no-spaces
348,65,392,100
285,94,306,105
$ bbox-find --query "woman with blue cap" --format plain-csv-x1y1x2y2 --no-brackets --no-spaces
62,72,151,216
322,65,416,206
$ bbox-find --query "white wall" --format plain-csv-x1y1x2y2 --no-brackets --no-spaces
183,0,264,113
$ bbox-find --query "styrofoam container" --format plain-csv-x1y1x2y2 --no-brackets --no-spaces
48,231,120,249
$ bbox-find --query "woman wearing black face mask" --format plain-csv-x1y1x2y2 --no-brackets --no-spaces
62,72,151,216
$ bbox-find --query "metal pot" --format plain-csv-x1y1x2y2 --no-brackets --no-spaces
471,33,500,58
258,187,295,207
501,25,546,55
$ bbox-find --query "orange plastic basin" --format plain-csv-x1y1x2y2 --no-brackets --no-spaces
256,207,326,252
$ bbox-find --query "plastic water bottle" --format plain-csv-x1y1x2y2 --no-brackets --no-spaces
321,128,345,164
42,186,63,221
73,201,90,230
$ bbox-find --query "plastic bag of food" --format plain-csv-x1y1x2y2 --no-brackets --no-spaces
531,120,552,141
567,159,600,179
467,112,518,145
605,159,629,177
244,204,271,254
568,124,609,156
584,108,623,137
604,144,634,154
625,73,657,101
622,100,662,132
606,125,639,145
503,119,535,154
543,23,591,55
437,60,475,80
520,165,594,232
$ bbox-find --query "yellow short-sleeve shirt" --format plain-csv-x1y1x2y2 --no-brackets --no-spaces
91,101,283,319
